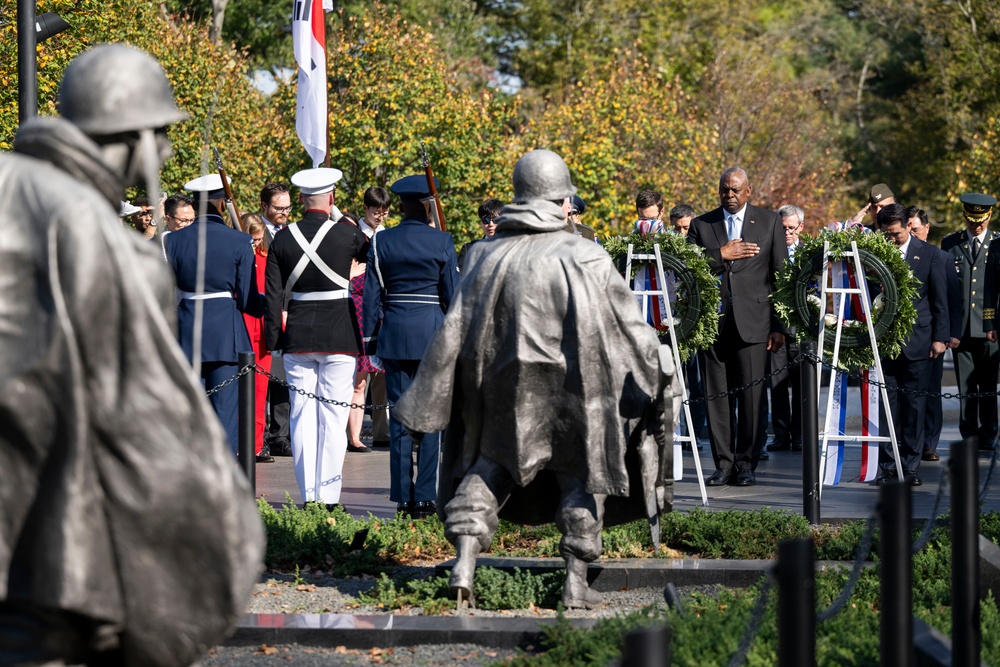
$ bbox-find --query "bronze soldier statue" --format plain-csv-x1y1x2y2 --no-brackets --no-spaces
395,149,677,609
2,44,264,666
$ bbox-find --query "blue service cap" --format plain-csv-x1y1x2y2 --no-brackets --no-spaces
184,173,227,200
291,167,343,195
391,174,438,201
570,195,586,215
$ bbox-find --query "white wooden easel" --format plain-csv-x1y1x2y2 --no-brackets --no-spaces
625,243,709,507
816,240,903,496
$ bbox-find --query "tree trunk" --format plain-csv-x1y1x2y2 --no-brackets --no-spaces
210,0,229,44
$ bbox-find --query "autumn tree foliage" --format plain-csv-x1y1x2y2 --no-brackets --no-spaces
268,4,521,247
522,52,721,238
0,0,299,210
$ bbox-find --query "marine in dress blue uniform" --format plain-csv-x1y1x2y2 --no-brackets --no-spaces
166,173,262,454
362,175,459,517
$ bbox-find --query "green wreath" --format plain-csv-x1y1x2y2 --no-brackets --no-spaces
603,231,720,362
772,226,919,369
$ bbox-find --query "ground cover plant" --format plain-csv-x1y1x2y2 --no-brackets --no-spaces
258,502,1000,664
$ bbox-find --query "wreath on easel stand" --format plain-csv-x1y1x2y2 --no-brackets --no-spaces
603,231,721,362
772,226,920,369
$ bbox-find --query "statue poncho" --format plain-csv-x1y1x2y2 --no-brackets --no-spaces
1,118,264,666
395,200,676,533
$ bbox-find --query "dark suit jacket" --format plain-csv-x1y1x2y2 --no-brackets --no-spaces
897,237,949,361
688,204,788,343
942,228,1000,337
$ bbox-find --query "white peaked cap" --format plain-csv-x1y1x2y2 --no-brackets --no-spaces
184,173,227,198
292,167,344,195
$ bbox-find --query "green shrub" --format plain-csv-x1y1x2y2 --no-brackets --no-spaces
660,507,810,559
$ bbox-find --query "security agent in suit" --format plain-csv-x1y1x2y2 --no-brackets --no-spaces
767,205,805,452
166,173,263,454
362,174,460,517
265,168,369,508
875,204,950,486
688,167,788,487
910,207,963,461
948,193,1000,451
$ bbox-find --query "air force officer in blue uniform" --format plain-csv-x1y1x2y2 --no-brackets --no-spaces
362,175,459,517
167,173,262,454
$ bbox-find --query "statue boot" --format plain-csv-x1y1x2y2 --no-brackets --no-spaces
449,535,480,609
561,555,603,609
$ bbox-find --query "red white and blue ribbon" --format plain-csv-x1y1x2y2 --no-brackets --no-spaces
824,369,849,485
633,265,669,330
859,368,880,482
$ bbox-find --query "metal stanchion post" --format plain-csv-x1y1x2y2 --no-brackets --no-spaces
879,481,912,667
17,0,37,124
620,624,670,667
238,352,256,494
952,437,980,667
800,339,820,523
777,538,816,667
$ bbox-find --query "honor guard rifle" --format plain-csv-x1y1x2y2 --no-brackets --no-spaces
212,147,244,231
420,141,446,232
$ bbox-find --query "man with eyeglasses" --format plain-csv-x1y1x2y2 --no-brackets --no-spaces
259,182,294,456
261,182,293,244
765,205,805,454
458,198,503,272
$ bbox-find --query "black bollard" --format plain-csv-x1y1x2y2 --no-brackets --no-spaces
879,480,912,667
777,538,816,667
800,339,820,523
951,437,980,667
620,624,670,667
238,351,256,494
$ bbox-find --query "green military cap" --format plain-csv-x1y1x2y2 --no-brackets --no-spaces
961,192,997,223
868,183,894,204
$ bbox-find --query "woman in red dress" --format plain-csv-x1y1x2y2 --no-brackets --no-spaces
241,214,274,462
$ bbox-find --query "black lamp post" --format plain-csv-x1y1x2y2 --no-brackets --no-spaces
17,1,71,124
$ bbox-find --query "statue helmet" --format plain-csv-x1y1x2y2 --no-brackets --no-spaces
58,44,188,136
512,149,577,204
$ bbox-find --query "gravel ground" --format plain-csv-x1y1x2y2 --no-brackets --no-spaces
202,567,712,666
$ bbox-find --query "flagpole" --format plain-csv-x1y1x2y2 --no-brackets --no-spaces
323,5,330,169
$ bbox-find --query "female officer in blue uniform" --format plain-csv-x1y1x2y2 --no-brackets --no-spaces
362,175,459,517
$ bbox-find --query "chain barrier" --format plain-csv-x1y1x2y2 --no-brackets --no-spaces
204,362,256,396
684,359,799,405
815,514,876,623
203,363,393,410
912,472,950,554
727,576,773,667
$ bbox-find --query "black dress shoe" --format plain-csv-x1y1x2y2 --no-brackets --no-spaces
921,450,940,462
255,452,275,463
412,500,436,519
396,502,413,516
733,470,756,486
372,439,391,448
903,470,922,487
347,443,372,453
325,503,342,512
791,441,803,451
706,469,732,486
767,437,792,452
268,439,293,456
875,469,898,486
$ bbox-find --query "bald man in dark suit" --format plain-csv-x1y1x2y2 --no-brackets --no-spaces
688,167,788,487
